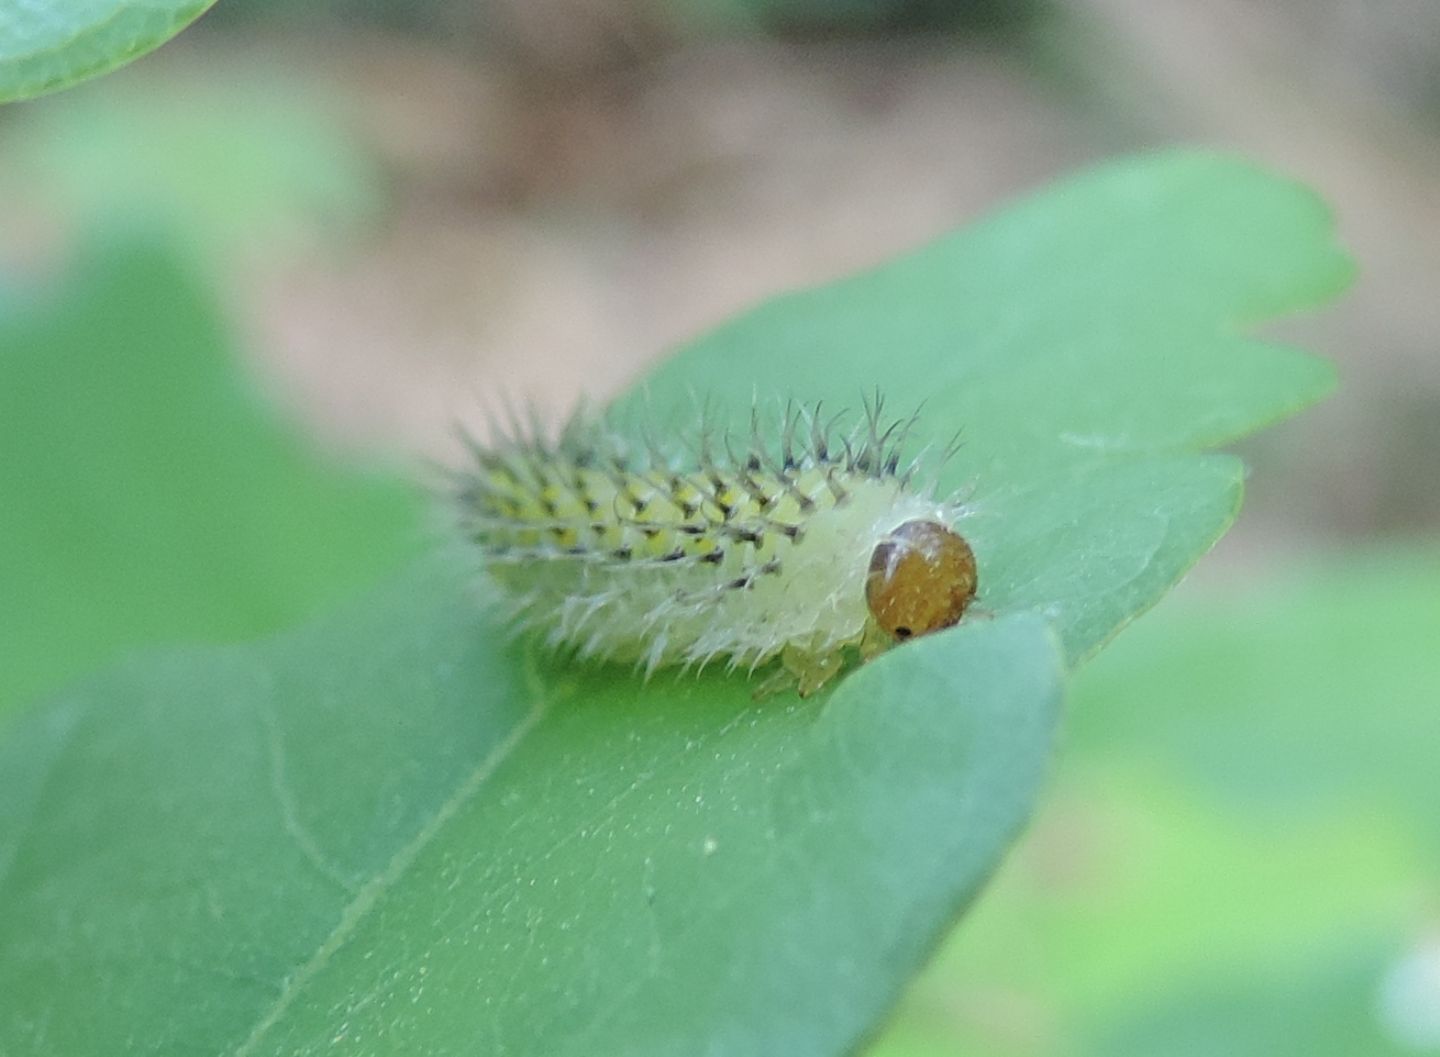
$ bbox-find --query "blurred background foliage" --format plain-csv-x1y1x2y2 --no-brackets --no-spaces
1,0,1437,1054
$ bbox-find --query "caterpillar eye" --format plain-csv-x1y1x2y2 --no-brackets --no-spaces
864,520,977,642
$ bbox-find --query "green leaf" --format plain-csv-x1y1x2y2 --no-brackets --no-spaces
0,75,385,265
1092,946,1421,1057
0,236,422,719
625,150,1349,661
0,152,1350,1055
0,565,1063,1056
0,0,215,104
1071,548,1440,844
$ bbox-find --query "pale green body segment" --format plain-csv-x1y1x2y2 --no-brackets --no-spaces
454,405,959,691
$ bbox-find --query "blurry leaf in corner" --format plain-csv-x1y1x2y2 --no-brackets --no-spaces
1069,549,1440,852
1091,944,1422,1057
0,71,385,268
0,235,424,722
0,0,215,103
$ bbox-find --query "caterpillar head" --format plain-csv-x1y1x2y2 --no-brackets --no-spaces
864,520,978,643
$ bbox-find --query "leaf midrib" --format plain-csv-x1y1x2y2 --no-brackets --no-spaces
228,694,549,1057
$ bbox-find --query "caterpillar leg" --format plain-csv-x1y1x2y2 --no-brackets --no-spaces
858,620,892,662
750,644,845,700
751,665,796,701
784,644,844,698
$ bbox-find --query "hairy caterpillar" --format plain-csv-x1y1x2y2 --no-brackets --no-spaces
452,397,978,697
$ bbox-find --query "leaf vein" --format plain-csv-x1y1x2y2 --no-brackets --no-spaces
228,694,549,1057
255,697,359,896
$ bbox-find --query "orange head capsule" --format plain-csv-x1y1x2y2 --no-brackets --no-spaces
864,520,978,641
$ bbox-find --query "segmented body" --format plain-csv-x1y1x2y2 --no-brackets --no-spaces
453,401,974,695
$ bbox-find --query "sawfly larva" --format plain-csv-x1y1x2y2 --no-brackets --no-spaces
451,397,977,697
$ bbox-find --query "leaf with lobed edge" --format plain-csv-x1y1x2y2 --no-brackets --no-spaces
622,149,1350,664
0,151,1351,1056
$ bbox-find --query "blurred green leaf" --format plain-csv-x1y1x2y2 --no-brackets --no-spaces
1092,946,1419,1057
0,152,1349,1055
0,237,422,719
870,549,1440,1057
0,75,383,265
1071,550,1440,846
0,0,215,103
